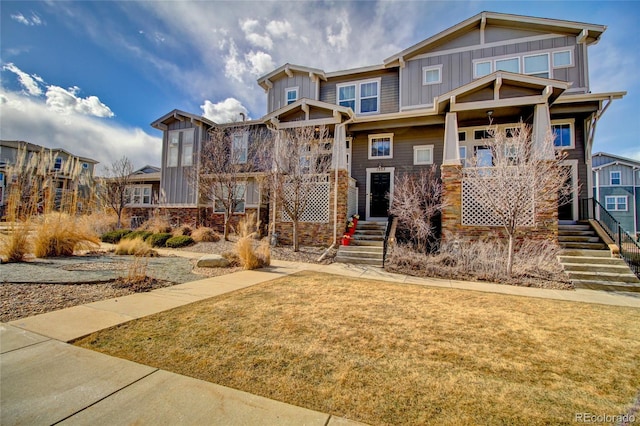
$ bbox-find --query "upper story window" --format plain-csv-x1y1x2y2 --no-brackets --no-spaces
475,61,492,78
232,133,248,164
605,195,627,211
82,163,89,170
337,78,381,115
54,157,63,171
553,50,572,68
495,57,519,73
182,130,194,167
523,53,549,78
286,87,298,105
422,65,442,85
368,133,393,159
551,119,575,149
610,171,621,185
167,131,180,167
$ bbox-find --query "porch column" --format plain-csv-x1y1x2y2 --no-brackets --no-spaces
443,112,461,165
332,123,347,171
533,103,554,160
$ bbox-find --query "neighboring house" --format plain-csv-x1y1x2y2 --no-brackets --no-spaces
124,165,162,227
593,152,640,238
152,11,625,246
0,140,98,218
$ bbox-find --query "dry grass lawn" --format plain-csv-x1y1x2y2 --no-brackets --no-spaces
74,271,640,425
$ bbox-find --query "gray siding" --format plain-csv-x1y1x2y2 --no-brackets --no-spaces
268,71,317,112
320,69,399,115
161,120,203,205
401,35,585,109
594,163,638,187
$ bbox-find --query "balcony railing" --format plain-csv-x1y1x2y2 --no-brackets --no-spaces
580,198,640,277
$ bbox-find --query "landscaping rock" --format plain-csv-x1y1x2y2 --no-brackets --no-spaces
196,254,230,268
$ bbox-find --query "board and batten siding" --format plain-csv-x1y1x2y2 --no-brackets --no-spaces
268,72,317,113
161,120,203,205
320,69,399,115
594,163,638,187
349,126,444,218
401,35,584,109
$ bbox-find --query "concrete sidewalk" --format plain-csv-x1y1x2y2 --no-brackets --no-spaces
2,256,639,425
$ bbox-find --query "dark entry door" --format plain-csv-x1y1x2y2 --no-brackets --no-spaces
558,165,574,221
369,172,391,218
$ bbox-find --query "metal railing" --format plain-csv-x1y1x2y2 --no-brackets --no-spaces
580,198,640,277
382,214,394,268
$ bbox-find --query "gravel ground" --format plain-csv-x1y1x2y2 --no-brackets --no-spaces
1,240,334,323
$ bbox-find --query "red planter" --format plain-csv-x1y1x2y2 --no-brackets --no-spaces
341,235,351,246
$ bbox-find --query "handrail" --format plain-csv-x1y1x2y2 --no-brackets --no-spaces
382,214,394,268
580,198,640,277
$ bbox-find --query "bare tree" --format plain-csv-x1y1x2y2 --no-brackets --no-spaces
270,125,332,252
390,164,445,252
462,123,572,276
100,156,134,228
196,125,271,241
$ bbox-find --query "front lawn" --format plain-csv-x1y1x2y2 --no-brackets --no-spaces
74,271,640,425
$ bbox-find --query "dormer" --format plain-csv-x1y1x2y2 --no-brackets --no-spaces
258,63,327,114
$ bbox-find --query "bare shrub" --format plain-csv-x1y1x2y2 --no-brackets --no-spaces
113,257,155,292
237,236,259,270
114,237,157,256
173,225,192,237
192,227,221,243
235,213,270,269
32,213,100,258
386,238,570,289
0,223,31,263
139,215,172,233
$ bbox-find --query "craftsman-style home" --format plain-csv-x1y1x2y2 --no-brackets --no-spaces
151,11,625,247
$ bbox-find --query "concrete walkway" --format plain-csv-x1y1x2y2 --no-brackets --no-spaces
2,254,639,425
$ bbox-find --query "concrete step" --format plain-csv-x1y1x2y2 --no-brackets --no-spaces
352,233,385,241
339,245,383,253
350,240,384,247
564,270,640,284
558,224,592,231
334,255,383,266
572,279,640,292
558,256,627,266
561,262,631,272
558,236,603,243
336,249,383,260
557,229,597,237
560,242,607,250
559,249,612,258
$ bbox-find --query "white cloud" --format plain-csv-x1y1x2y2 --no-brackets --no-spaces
223,39,247,82
266,20,292,38
240,18,273,50
3,63,43,96
0,89,160,169
10,12,43,26
45,85,114,118
245,51,275,77
326,11,351,50
201,98,249,123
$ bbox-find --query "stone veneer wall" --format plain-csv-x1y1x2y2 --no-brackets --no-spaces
440,164,559,243
273,169,350,247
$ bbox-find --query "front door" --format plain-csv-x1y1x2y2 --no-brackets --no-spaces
559,160,578,221
367,169,393,220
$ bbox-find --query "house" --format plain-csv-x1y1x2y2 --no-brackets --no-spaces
151,11,625,246
592,152,640,238
122,165,162,226
0,140,98,219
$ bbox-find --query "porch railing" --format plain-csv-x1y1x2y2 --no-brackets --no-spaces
580,198,640,277
382,214,394,268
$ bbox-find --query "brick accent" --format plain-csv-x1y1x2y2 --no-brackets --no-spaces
440,164,559,243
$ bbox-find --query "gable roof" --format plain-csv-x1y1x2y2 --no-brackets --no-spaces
257,63,327,91
593,152,640,170
384,11,606,66
262,98,354,127
0,140,98,164
151,109,216,130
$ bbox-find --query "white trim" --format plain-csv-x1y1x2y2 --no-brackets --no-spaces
422,65,442,85
368,133,394,160
472,46,573,80
126,184,153,207
413,144,434,165
610,170,622,186
552,49,573,69
473,60,492,78
561,159,580,221
365,167,395,221
336,77,381,115
523,52,550,77
605,195,628,212
285,86,298,105
495,56,520,73
551,118,575,150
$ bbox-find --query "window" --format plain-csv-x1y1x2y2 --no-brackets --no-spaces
459,146,467,166
82,163,89,170
337,78,380,115
458,131,466,142
285,87,298,105
524,53,549,78
214,183,246,213
551,120,575,149
605,196,627,211
232,133,248,164
182,130,194,167
422,65,442,85
475,146,493,167
126,185,152,205
495,57,519,73
474,61,492,78
167,131,179,167
610,171,621,185
368,133,393,159
553,50,572,68
413,145,434,165
54,157,63,171
474,129,492,140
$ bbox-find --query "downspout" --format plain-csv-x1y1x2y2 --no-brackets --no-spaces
634,167,638,237
318,116,355,261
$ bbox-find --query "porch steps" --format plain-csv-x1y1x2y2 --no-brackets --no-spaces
335,221,386,266
557,222,640,292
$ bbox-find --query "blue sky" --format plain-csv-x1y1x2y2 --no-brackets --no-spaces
1,1,639,171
